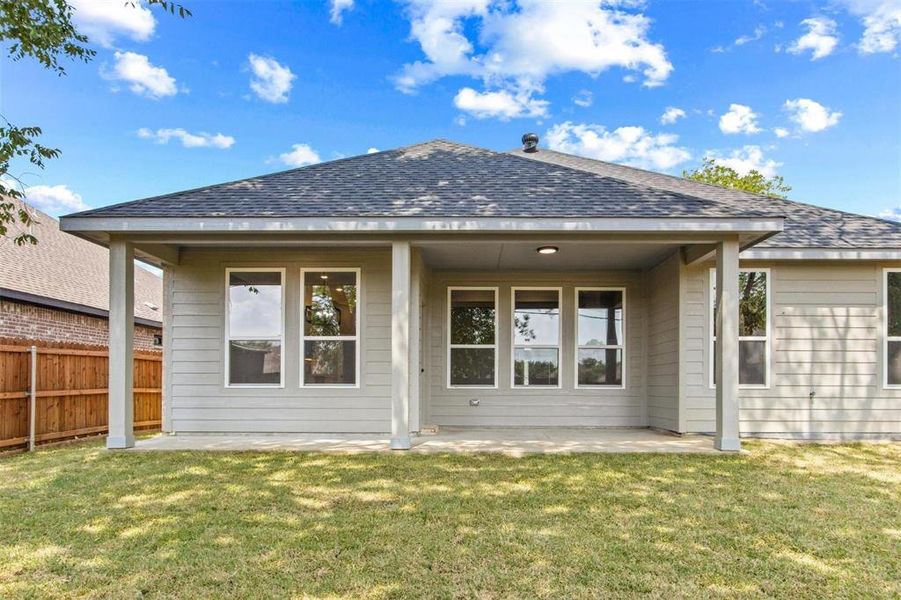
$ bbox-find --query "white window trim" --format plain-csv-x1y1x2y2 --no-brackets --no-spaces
708,267,771,390
511,287,563,389
883,268,901,389
447,286,499,390
224,267,286,389
574,287,627,390
300,268,361,388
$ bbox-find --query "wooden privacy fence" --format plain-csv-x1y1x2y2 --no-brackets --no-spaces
0,339,161,450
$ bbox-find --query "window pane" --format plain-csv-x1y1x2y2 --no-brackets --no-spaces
450,290,495,345
305,271,357,337
304,340,356,385
888,341,901,385
450,347,495,386
712,340,767,385
578,290,623,346
888,273,901,337
229,271,282,338
739,340,766,385
229,341,281,385
577,348,623,386
513,347,559,386
739,272,767,337
712,271,767,338
514,290,559,345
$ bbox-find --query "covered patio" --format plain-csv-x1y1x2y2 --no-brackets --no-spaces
131,427,718,455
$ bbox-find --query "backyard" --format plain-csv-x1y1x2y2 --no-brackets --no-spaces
1,441,899,599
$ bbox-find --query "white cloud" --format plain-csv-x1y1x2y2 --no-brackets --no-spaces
105,51,177,99
735,25,767,46
546,121,691,170
280,143,322,167
879,207,901,222
718,103,762,135
572,90,593,108
784,98,842,132
393,1,671,118
330,0,355,25
70,0,155,47
367,147,380,154
660,106,686,124
23,184,90,216
788,17,839,60
137,128,235,149
453,86,548,119
707,145,781,177
837,0,901,54
774,127,790,138
248,54,296,103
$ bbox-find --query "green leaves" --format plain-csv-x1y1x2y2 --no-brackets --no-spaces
0,0,94,75
683,158,792,199
128,0,193,19
0,118,58,245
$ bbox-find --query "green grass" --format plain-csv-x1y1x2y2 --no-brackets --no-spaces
1,441,899,599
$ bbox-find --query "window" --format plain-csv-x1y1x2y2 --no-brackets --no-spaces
885,269,901,387
447,288,497,387
710,269,769,387
512,288,561,387
226,269,284,386
302,269,359,386
576,288,625,387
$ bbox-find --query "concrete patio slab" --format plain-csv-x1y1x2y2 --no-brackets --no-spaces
132,428,718,455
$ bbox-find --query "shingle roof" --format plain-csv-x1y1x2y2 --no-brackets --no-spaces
509,148,901,250
0,200,163,324
68,140,780,220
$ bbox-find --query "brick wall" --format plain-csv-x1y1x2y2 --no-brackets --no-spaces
0,299,161,351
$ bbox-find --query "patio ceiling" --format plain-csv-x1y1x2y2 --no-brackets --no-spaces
417,240,679,271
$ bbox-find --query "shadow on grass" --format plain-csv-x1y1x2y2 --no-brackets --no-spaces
1,441,899,598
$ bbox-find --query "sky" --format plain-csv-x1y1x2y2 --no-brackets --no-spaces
3,0,901,222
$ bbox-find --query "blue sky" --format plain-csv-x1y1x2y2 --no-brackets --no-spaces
4,0,900,221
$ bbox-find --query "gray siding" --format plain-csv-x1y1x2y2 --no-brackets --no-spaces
425,271,646,428
681,261,901,438
167,247,392,433
646,254,680,431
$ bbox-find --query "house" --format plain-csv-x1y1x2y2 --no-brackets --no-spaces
1,200,163,349
59,138,901,450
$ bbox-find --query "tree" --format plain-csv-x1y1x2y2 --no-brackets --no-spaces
0,0,190,245
683,158,792,199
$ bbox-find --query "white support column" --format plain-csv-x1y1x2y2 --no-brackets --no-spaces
715,238,741,451
409,248,422,434
108,238,135,449
390,241,412,449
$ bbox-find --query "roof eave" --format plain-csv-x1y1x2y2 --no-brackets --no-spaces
60,215,784,236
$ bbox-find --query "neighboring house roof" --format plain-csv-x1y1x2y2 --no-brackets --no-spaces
0,200,163,326
67,140,779,220
509,147,901,250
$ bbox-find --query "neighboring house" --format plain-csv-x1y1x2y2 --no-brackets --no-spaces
0,200,163,349
60,139,901,450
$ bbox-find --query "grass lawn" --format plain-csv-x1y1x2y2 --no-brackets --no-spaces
1,441,899,599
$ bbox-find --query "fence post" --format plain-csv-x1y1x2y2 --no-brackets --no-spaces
28,345,37,452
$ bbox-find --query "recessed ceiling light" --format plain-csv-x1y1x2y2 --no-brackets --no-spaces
537,246,559,255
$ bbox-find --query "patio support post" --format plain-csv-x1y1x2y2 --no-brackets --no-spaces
108,237,135,449
715,238,741,451
390,240,412,449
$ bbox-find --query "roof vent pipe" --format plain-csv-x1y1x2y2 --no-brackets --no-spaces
521,133,539,153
